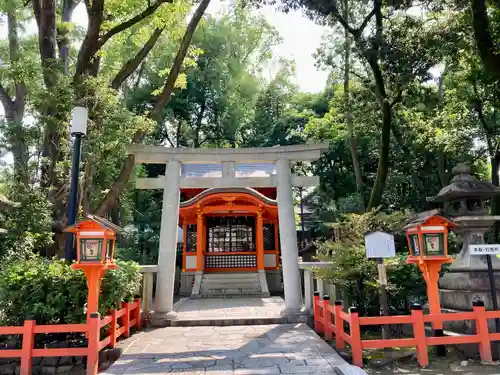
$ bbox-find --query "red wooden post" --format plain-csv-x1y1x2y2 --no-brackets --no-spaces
473,300,493,363
323,295,332,340
86,312,100,375
109,309,117,348
20,318,35,375
349,307,363,368
411,304,429,368
134,298,141,330
313,291,322,333
334,300,345,350
122,302,131,338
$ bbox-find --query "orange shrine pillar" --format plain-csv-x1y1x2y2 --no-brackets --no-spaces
256,211,264,270
196,212,203,271
256,210,269,293
182,222,187,254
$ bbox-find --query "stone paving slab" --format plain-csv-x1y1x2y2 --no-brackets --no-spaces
174,297,285,320
101,323,350,374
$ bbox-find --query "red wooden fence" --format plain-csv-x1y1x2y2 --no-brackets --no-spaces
0,298,141,375
313,292,500,368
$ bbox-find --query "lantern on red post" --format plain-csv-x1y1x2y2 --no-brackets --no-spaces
405,214,455,261
65,215,123,321
404,212,457,355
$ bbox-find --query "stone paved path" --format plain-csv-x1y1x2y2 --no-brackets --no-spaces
173,297,285,320
102,323,348,374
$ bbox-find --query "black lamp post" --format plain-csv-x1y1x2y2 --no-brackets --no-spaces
65,106,88,261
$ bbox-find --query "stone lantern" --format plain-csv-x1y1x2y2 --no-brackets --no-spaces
428,163,500,313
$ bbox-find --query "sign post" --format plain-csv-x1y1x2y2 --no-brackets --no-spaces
469,244,500,333
365,231,396,340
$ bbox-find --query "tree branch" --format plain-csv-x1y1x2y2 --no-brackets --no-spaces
96,0,171,50
0,84,14,112
390,91,402,107
152,0,212,120
355,8,376,37
74,0,105,82
111,27,164,89
94,0,212,216
471,0,500,82
328,3,357,35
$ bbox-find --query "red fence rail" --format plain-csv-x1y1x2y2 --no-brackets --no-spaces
0,298,141,375
313,292,500,368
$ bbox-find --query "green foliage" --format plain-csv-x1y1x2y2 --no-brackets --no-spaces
100,260,142,312
313,210,426,315
0,185,53,257
0,255,141,326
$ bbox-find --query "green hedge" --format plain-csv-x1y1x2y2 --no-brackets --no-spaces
0,256,142,326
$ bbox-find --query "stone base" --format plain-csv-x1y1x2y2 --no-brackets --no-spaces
265,270,283,294
439,270,500,310
439,269,500,360
151,311,178,327
280,306,310,323
440,307,500,360
179,271,195,296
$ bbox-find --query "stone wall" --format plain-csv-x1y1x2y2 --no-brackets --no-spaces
0,356,85,375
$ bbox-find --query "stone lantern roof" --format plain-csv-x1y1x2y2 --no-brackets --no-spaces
427,163,500,203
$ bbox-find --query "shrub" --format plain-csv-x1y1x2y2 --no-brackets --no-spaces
313,209,427,316
0,255,142,326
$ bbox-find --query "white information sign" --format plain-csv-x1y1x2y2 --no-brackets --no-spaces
469,244,500,256
365,231,396,259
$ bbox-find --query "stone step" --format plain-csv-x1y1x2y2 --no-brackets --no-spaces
191,292,270,299
201,280,260,287
195,272,264,298
200,286,261,295
201,278,259,284
165,316,288,326
202,274,259,280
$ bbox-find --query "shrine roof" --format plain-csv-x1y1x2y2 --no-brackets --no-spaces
180,187,277,208
65,214,126,234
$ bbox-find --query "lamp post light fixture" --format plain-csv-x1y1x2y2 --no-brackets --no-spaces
65,215,121,322
65,106,88,261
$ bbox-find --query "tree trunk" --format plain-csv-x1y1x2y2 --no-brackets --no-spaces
94,0,212,217
438,152,447,187
491,153,500,241
194,100,206,147
367,99,391,210
343,0,365,211
437,65,447,188
2,9,28,185
59,0,77,75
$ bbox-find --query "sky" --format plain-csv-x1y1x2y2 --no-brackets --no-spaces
68,0,331,93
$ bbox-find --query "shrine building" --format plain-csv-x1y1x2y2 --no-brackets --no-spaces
178,164,281,297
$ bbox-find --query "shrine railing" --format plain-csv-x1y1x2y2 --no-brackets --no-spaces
313,293,500,368
0,299,141,375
